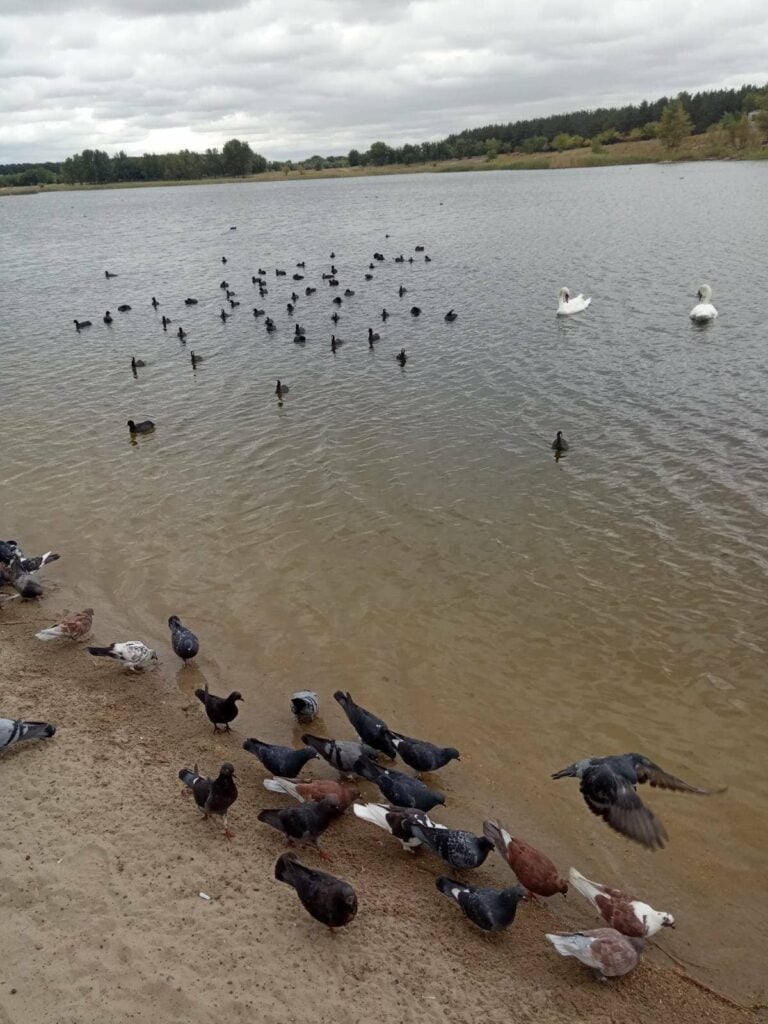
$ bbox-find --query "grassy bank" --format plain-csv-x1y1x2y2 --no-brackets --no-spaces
1,136,766,197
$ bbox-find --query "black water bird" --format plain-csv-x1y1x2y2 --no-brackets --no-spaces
73,319,92,330
127,419,155,434
551,431,569,452
396,349,407,366
103,311,113,324
444,309,457,321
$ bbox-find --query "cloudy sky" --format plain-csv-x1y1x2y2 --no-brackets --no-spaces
1,0,766,163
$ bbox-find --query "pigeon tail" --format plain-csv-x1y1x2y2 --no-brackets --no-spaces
87,645,117,659
482,819,508,852
351,803,391,832
436,876,464,899
256,808,286,830
178,767,199,789
275,851,300,884
568,868,604,906
263,778,302,801
35,625,67,640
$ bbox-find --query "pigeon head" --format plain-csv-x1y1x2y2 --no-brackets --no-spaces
662,914,675,928
219,763,236,778
479,837,495,855
229,692,244,703
168,615,181,629
150,649,159,661
444,748,460,762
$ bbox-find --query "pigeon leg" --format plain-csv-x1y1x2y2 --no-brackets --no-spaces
223,814,234,840
525,890,541,905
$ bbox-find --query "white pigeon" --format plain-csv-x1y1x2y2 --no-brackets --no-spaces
1,718,56,751
87,641,158,671
689,283,718,322
353,802,448,851
568,867,674,937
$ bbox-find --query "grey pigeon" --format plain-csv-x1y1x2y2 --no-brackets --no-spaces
436,877,526,932
194,683,243,732
333,691,397,758
546,928,644,980
409,822,493,869
257,795,342,855
552,752,725,850
290,691,318,724
178,762,238,838
7,557,43,600
18,552,60,573
275,852,357,929
390,732,460,774
168,615,199,664
242,737,318,777
0,718,56,751
301,733,380,776
354,757,445,812
353,803,446,851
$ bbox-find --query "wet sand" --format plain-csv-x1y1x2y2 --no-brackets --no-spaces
0,601,760,1024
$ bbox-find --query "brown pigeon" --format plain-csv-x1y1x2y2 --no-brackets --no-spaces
262,778,360,810
546,927,644,980
36,608,94,641
568,868,674,937
483,820,567,898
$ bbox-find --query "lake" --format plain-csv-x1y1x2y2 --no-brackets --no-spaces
2,162,767,1000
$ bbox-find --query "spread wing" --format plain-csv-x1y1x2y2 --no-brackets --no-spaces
581,764,667,850
629,754,726,795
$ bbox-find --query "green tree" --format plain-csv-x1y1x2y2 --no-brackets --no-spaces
348,148,361,166
367,140,393,165
658,100,692,150
519,135,548,153
222,138,255,176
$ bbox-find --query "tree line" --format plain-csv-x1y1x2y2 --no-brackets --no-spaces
2,83,766,187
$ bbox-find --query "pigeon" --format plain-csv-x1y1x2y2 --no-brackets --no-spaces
257,795,342,856
436,877,526,932
333,691,397,758
0,718,56,752
36,608,94,641
275,852,358,930
354,757,445,812
178,762,238,838
568,868,674,937
551,753,725,850
551,431,569,452
409,823,493,869
16,551,60,573
353,803,447,851
264,778,360,810
0,541,19,564
7,558,43,600
290,691,318,724
194,683,243,732
301,734,380,777
87,641,158,671
546,928,644,981
483,820,567,898
242,738,318,777
168,615,199,664
389,732,460,774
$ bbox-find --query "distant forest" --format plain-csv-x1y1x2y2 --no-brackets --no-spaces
2,83,766,187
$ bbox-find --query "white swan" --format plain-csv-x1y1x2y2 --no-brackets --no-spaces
557,287,591,316
689,283,718,322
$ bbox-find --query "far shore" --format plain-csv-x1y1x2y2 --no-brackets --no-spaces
2,135,766,197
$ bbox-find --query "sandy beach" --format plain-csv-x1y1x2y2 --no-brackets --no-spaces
0,596,760,1024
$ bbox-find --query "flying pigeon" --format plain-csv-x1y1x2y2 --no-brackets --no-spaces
352,803,447,851
301,734,380,777
436,877,526,932
333,691,397,758
257,795,342,856
0,718,56,752
178,762,238,838
552,753,725,850
546,928,644,981
354,757,445,812
275,852,358,929
87,641,158,671
568,868,674,937
16,551,60,573
389,732,460,774
263,778,360,810
168,615,199,663
290,691,318,724
194,683,242,732
483,820,568,898
242,738,318,777
409,823,493,870
7,558,43,600
36,608,94,641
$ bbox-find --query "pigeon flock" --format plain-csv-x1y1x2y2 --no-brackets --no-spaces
2,525,726,985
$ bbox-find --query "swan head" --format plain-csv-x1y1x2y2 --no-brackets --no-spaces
697,284,712,302
558,287,570,303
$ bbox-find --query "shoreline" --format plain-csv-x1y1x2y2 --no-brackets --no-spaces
0,593,761,1024
1,137,766,197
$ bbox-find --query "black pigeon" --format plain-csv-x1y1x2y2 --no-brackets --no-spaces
354,757,445,812
1,718,56,751
0,541,19,564
290,691,318,724
168,615,199,663
552,753,725,850
301,733,380,776
409,822,493,869
243,738,318,777
178,762,238,838
194,683,243,732
257,795,342,854
390,732,460,774
436,877,526,932
275,852,357,929
352,803,445,851
333,691,396,758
